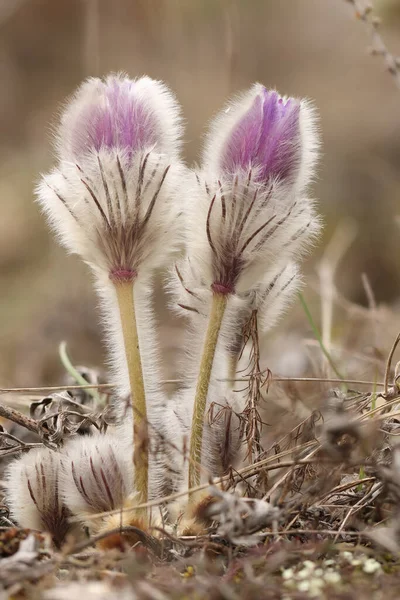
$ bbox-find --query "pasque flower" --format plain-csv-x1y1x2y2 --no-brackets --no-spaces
30,76,321,527
182,84,321,489
6,448,70,547
5,432,157,546
38,74,183,284
187,84,320,295
36,74,184,517
169,260,301,501
60,433,146,539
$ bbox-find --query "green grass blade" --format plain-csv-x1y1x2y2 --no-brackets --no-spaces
58,341,102,404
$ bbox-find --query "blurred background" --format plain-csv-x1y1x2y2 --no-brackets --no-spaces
1,0,400,387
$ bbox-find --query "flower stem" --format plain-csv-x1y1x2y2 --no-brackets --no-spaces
114,280,148,520
189,292,228,492
227,353,238,388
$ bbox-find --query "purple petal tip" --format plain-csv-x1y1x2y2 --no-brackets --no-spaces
68,77,159,158
220,86,301,183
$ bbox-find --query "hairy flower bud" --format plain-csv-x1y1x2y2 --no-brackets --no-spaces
36,73,184,284
60,433,138,533
5,448,70,547
185,84,320,296
36,74,186,511
175,84,321,490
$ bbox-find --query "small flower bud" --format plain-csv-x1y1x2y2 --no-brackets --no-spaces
60,433,136,532
5,448,70,547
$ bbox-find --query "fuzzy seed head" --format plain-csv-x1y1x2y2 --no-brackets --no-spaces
5,448,70,546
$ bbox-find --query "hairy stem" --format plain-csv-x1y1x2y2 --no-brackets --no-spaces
227,353,239,388
189,292,228,492
114,280,148,520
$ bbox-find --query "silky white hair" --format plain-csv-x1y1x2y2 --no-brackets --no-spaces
184,170,320,296
36,150,186,286
5,447,70,545
60,432,137,533
256,262,302,333
169,260,301,331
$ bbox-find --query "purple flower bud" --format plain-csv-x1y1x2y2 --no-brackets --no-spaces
219,87,301,183
37,74,185,287
187,83,320,296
